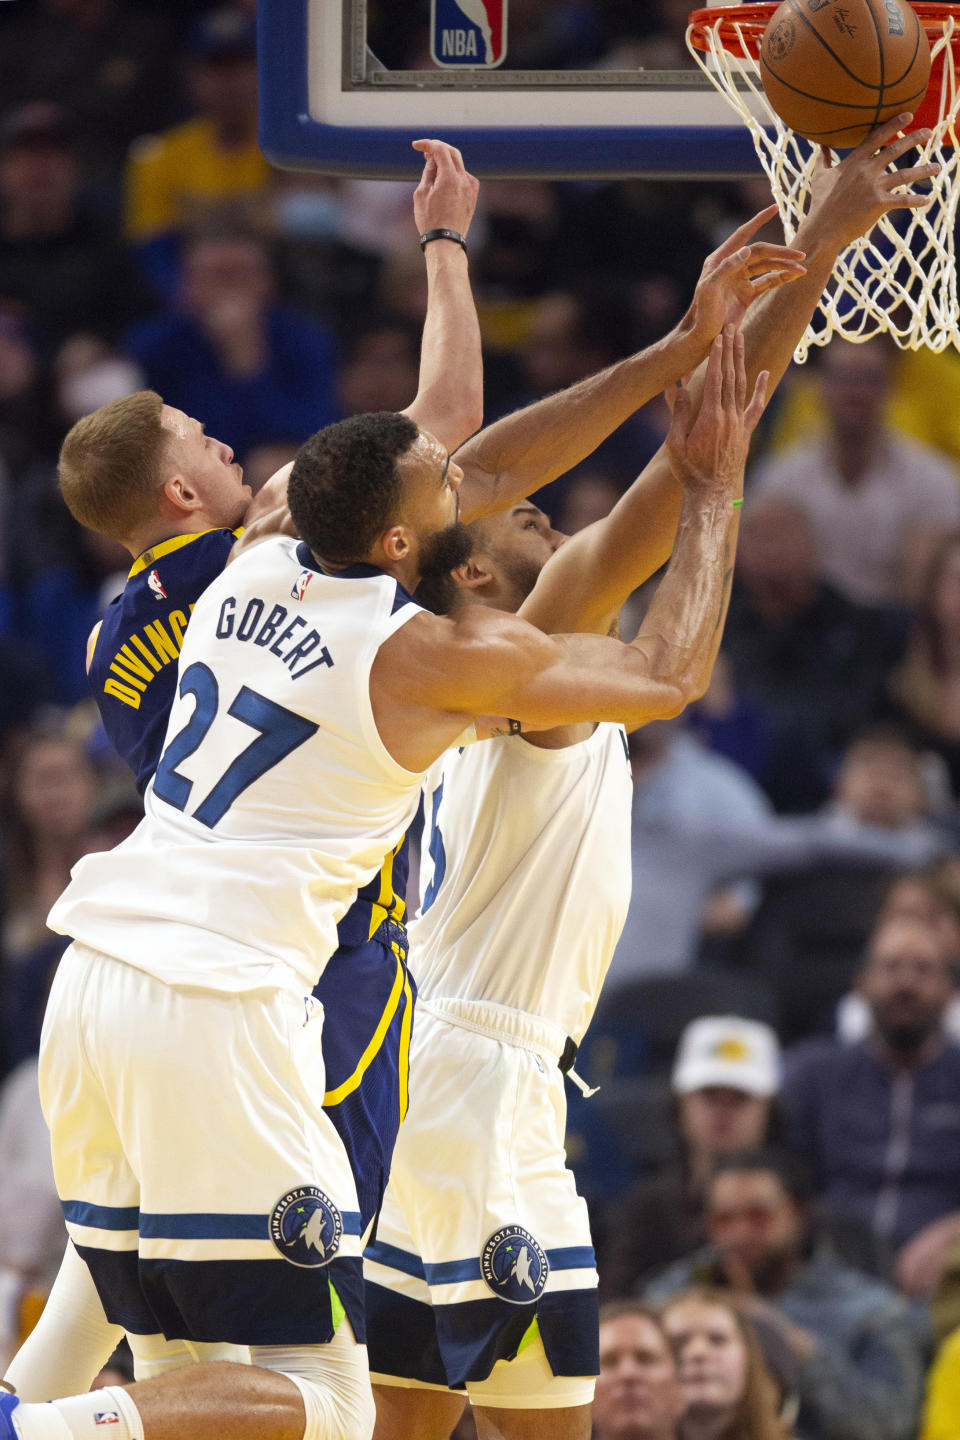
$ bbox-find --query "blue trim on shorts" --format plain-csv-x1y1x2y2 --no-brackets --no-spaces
62,1200,140,1230
65,1203,362,1240
366,1241,596,1285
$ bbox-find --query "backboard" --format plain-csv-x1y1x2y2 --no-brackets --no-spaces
258,0,766,179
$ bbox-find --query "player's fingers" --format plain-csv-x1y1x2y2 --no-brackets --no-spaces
711,204,781,258
720,324,737,410
883,127,933,164
888,160,940,189
700,331,724,415
741,242,805,264
745,369,770,430
749,268,806,296
818,144,836,169
861,111,914,153
892,191,937,208
411,138,439,154
734,329,746,414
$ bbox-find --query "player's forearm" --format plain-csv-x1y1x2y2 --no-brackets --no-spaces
458,321,708,522
737,235,837,393
405,243,483,454
627,485,741,701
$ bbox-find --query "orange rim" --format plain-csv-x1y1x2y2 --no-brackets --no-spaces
689,2,960,56
688,3,960,134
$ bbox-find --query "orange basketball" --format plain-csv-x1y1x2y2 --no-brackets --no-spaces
759,0,932,147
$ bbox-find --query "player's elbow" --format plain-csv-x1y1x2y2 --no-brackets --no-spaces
633,678,692,725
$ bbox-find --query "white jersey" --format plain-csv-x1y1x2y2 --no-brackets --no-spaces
49,539,426,994
411,724,633,1043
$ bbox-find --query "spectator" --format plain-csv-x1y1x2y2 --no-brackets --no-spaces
738,727,948,1041
0,100,155,354
1,729,96,963
124,230,338,463
723,494,907,811
836,867,960,1046
749,338,960,607
124,7,272,292
885,533,960,800
647,1149,924,1440
600,1018,782,1300
593,1302,685,1440
782,915,960,1298
609,723,942,985
660,1289,790,1440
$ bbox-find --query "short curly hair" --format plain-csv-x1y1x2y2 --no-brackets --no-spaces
288,412,419,564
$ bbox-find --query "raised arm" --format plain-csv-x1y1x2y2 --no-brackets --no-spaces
232,139,482,562
457,207,804,522
372,329,765,769
400,138,482,452
548,114,944,591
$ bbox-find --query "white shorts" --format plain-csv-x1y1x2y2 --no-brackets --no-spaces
364,1000,598,1409
39,943,365,1348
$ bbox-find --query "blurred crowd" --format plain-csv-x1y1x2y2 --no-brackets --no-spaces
1,1,960,1437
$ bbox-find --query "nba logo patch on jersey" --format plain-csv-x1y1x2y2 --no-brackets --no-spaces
481,1225,548,1304
147,568,167,601
270,1185,343,1268
93,1412,120,1425
431,0,507,67
291,570,313,601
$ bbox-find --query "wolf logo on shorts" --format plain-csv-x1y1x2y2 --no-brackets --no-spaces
481,1228,547,1304
270,1186,343,1268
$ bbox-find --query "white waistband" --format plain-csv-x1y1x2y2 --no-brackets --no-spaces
418,997,568,1065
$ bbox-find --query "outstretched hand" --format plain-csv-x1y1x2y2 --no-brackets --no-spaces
802,112,940,250
411,138,479,240
686,205,806,339
665,325,768,495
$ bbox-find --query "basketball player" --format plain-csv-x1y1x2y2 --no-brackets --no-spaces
0,312,762,1440
0,136,483,1407
362,114,944,1440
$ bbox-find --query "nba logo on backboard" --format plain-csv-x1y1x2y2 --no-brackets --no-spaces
431,0,507,67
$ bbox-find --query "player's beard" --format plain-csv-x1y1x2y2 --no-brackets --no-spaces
418,521,474,586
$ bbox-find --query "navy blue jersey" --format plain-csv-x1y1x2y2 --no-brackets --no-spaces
87,526,411,1227
88,529,239,795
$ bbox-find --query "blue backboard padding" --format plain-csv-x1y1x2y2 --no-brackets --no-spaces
257,0,764,177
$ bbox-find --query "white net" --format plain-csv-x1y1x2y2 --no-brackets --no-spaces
687,7,960,359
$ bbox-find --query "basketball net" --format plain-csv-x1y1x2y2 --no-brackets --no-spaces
687,7,960,358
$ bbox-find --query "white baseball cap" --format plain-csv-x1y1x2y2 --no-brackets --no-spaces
671,1016,781,1098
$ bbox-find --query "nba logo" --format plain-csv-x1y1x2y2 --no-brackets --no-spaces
291,570,313,601
431,0,507,67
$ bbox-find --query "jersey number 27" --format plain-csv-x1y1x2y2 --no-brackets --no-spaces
154,661,318,826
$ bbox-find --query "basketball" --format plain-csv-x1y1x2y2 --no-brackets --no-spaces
759,0,932,147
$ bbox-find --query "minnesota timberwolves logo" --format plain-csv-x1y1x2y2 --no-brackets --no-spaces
270,1186,342,1268
481,1226,548,1304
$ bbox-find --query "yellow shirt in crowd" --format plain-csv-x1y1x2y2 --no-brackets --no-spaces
125,117,272,242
